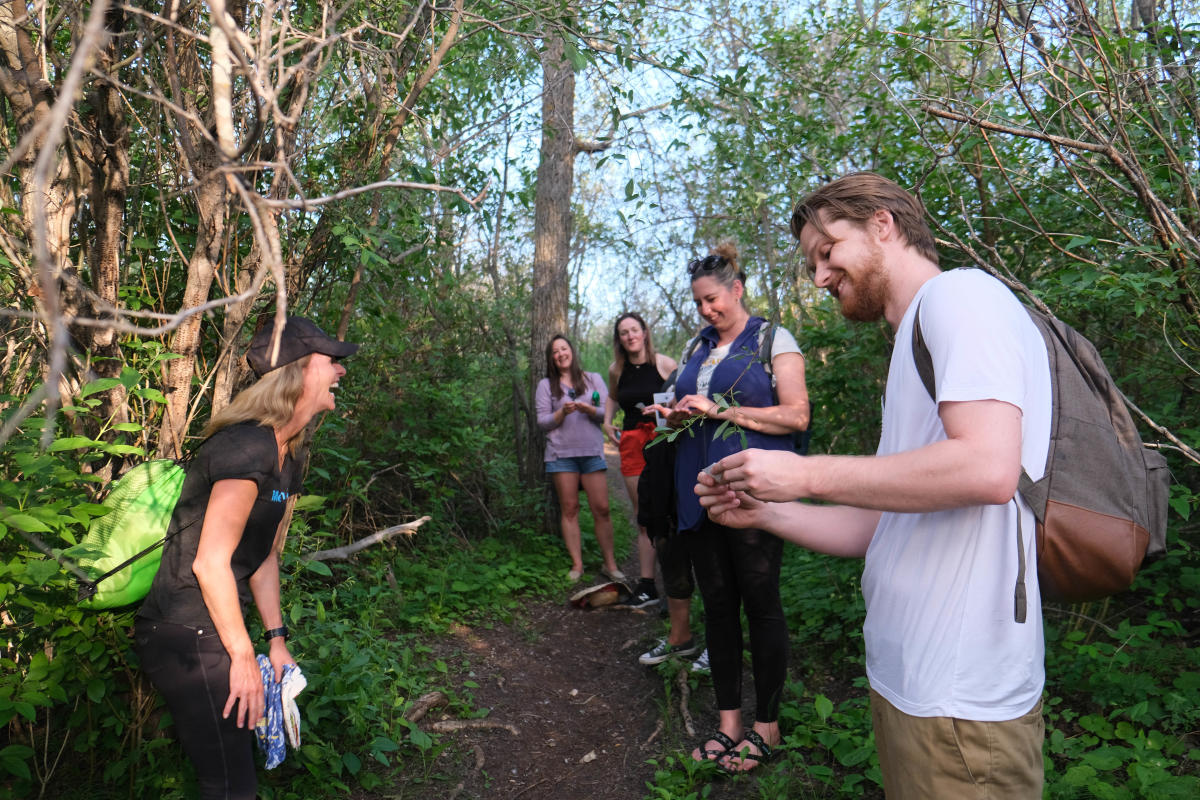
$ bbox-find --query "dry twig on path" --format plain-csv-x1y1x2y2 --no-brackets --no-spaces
676,666,695,736
404,691,448,723
430,719,521,736
446,745,485,800
642,717,665,748
303,516,431,561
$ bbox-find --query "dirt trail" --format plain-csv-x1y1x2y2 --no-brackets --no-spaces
417,444,715,800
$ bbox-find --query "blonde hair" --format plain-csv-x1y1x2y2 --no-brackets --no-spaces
205,356,310,454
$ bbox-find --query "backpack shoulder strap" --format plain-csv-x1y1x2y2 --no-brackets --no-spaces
756,321,775,376
665,336,702,394
912,298,1030,623
912,301,936,400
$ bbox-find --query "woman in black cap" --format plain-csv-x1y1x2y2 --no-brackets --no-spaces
134,317,357,799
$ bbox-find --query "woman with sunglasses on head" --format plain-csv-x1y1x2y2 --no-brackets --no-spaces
648,241,809,774
535,334,623,583
134,317,357,799
602,313,677,608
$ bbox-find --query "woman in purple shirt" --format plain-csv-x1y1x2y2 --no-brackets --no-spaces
535,335,623,583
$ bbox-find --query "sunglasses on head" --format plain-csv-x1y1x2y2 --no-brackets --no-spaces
687,254,727,276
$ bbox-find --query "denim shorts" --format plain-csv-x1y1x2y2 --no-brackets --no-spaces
545,455,607,474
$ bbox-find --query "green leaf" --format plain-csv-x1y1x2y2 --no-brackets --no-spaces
341,751,361,775
98,443,145,457
304,560,333,577
48,436,99,452
79,378,123,399
4,512,51,533
293,495,326,511
134,387,167,403
814,694,833,722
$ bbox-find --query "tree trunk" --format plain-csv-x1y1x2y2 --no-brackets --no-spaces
0,0,86,398
83,4,130,438
527,32,576,485
156,0,230,457
158,163,226,458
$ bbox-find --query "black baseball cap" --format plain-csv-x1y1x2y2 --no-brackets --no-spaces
246,317,359,377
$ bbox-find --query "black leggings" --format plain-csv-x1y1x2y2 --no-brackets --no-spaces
655,531,695,600
689,518,788,722
134,618,256,800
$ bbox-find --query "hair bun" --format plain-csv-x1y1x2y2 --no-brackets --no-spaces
711,239,740,267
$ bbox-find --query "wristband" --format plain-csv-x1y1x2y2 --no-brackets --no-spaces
263,626,289,642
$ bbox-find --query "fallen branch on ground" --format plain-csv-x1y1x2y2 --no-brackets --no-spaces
642,717,664,748
676,667,695,736
403,691,448,723
430,719,520,736
447,745,485,800
303,516,431,561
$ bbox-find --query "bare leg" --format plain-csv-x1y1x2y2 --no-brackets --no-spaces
692,708,744,763
579,470,618,573
551,472,584,572
667,597,692,646
622,474,656,581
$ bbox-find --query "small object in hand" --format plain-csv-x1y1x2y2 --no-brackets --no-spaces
703,462,724,483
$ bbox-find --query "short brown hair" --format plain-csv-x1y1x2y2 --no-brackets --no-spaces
790,173,939,269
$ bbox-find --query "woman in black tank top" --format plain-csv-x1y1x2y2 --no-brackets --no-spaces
603,313,676,607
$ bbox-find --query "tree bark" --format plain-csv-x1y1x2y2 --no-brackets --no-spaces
157,0,229,457
82,4,130,434
527,31,576,485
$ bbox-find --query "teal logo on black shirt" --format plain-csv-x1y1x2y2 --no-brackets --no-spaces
271,490,290,503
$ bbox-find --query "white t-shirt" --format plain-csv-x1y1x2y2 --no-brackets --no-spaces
694,326,801,398
863,269,1051,722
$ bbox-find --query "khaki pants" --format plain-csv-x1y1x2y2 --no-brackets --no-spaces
870,689,1044,800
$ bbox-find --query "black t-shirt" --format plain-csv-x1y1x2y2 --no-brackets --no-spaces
138,422,303,628
616,361,663,430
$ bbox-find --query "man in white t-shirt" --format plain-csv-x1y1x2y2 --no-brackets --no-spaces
695,172,1051,799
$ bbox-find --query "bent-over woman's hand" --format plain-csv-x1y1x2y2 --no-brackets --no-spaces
225,650,266,729
268,638,297,683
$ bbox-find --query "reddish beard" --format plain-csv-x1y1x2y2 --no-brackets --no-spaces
838,243,889,322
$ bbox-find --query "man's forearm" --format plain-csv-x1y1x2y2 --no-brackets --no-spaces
758,501,879,558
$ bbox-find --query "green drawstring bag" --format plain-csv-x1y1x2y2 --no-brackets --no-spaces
70,459,187,609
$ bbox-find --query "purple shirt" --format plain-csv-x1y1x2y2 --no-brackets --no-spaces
535,372,607,461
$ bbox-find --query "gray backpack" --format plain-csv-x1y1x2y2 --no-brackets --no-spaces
913,298,1169,622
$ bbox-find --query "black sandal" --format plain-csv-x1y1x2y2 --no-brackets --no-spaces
692,730,737,763
718,729,778,774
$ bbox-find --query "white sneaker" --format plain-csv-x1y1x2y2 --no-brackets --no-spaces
690,648,710,674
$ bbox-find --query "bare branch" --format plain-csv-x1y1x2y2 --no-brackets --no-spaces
303,517,432,562
258,179,488,210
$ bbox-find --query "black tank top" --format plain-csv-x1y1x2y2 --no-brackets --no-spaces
616,361,662,430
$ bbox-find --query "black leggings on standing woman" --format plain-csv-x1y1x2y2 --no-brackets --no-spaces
134,618,257,800
689,518,788,721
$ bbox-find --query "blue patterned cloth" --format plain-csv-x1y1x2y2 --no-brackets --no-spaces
255,655,305,769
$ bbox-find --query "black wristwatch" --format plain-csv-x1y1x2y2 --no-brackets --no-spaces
263,626,289,643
